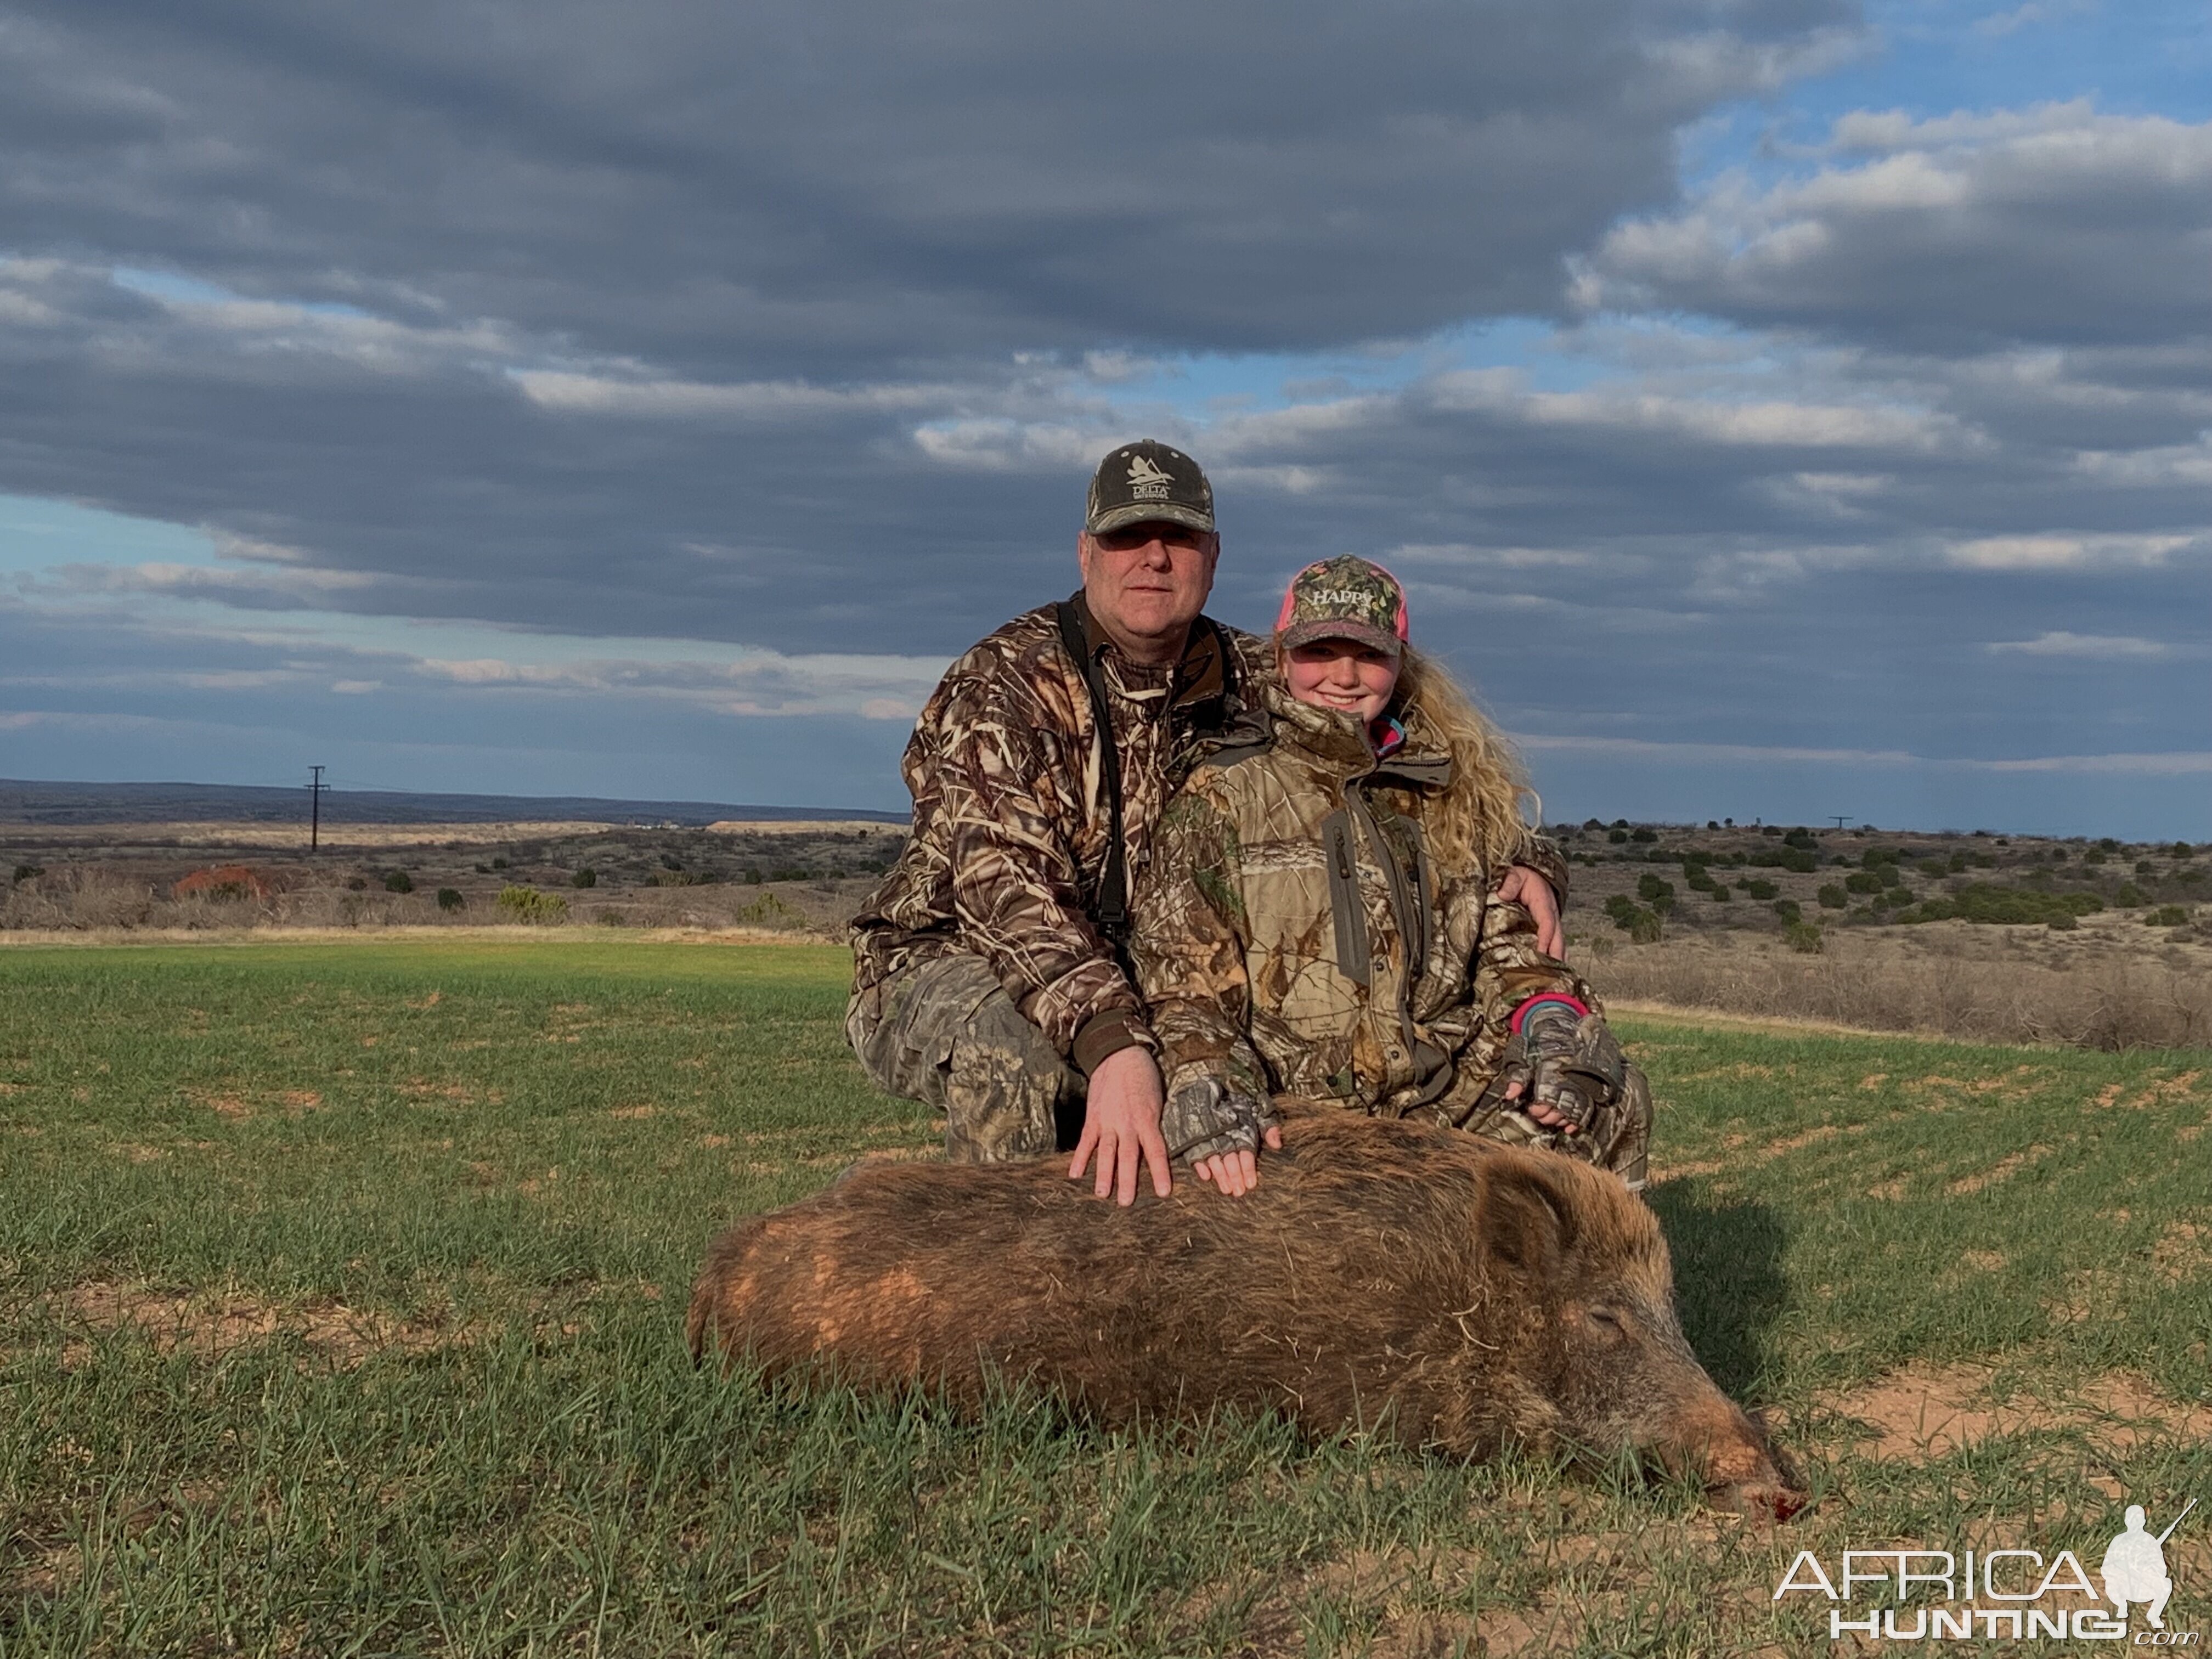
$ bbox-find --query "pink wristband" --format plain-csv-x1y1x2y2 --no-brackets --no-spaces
1509,992,1591,1034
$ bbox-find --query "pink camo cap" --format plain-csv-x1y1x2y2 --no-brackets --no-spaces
1273,556,1409,658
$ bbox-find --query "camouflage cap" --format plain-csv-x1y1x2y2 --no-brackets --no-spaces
1274,556,1408,658
1085,439,1215,537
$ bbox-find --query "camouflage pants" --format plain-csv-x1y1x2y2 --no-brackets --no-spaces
1451,1062,1652,1193
847,950,1087,1163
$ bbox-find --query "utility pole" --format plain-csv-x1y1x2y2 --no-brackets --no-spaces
309,765,325,851
1830,815,1852,830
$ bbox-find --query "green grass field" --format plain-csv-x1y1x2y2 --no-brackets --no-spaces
2,938,2207,1656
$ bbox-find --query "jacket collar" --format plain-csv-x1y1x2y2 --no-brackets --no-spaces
1262,678,1454,789
1066,590,1231,713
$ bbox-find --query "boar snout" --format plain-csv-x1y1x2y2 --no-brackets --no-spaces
1658,1396,1806,1523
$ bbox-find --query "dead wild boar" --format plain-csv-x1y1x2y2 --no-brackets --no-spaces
688,1113,1802,1518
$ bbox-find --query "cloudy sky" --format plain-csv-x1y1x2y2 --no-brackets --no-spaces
1,0,2205,834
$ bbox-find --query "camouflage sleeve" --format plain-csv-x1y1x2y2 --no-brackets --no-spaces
1130,788,1273,1152
1470,893,1602,1039
934,661,1142,1061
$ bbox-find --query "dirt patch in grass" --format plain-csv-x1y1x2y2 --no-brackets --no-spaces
2151,1220,2210,1281
57,1281,465,1368
1821,1362,2212,1458
1946,1141,2057,1195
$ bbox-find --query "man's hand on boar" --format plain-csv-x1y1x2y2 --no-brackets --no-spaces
1069,1045,1174,1205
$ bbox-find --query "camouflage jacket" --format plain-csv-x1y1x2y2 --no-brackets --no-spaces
849,597,1272,1073
1130,682,1596,1125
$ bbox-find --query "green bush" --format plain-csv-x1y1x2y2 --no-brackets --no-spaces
2172,842,2195,859
346,877,368,891
1630,827,1657,843
1844,870,1884,895
2083,849,2107,866
1623,906,1662,944
1916,859,1949,879
383,871,414,894
1884,886,1913,907
436,888,465,912
1950,851,1971,872
490,857,509,871
12,864,41,884
1900,884,2104,926
2149,905,2190,927
2114,882,2147,906
1782,921,1824,953
571,868,598,888
1818,884,1847,909
1635,873,1674,904
2047,913,2078,932
1773,899,1802,923
1782,828,1816,849
1607,830,1628,844
1743,878,1778,901
495,885,569,924
1708,884,1732,902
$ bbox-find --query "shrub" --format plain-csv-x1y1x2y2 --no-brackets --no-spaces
1583,818,1605,831
1818,884,1848,909
2149,905,2190,927
1782,921,1824,953
2114,882,2147,906
1635,873,1674,904
1607,830,1627,844
1708,885,1731,902
490,857,509,870
1916,859,1949,879
1884,886,1913,907
1950,851,1970,872
1773,899,1802,923
2047,913,2078,931
1623,906,1663,944
1844,870,1884,895
1630,827,1656,843
12,864,41,884
346,877,368,891
2083,849,2108,866
1903,884,2104,926
383,871,414,894
2135,860,2154,875
1603,894,1637,922
571,868,598,888
1782,828,1816,849
436,888,465,912
1760,825,1782,837
659,854,684,870
2172,842,2195,859
2098,837,2120,853
1860,847,1900,869
1743,878,1778,901
496,885,568,924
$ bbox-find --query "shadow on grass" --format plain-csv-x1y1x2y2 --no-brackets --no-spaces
1649,1179,1788,1400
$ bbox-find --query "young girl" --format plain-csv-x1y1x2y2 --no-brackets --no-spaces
1130,556,1649,1195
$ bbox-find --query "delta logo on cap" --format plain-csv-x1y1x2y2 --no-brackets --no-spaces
1274,556,1409,658
1085,439,1215,536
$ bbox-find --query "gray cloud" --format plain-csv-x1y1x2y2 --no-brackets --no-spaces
1577,103,2212,351
0,0,1854,370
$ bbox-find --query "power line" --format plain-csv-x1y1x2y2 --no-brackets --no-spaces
308,765,325,851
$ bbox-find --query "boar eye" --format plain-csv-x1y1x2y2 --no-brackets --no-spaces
1585,1307,1626,1338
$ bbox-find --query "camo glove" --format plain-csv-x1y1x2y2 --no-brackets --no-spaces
1160,1076,1277,1166
1499,998,1627,1134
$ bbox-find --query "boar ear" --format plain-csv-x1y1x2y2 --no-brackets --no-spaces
1477,1155,1581,1280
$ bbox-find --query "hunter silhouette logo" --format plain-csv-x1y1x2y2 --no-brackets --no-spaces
2103,1499,2193,1630
1774,1493,2199,1642
1126,454,1174,500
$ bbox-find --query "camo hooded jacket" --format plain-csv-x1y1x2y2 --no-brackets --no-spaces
1130,681,1597,1127
849,597,1272,1073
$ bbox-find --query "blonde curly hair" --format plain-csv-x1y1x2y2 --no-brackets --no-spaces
1385,646,1541,879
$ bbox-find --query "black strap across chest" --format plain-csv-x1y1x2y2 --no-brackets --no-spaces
1056,599,1132,943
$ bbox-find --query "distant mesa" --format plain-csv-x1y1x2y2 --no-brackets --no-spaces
0,778,909,828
